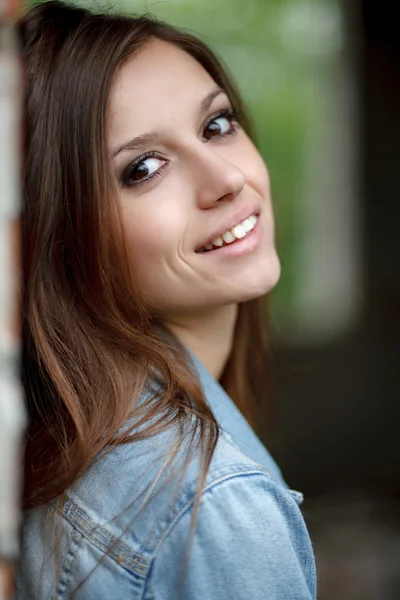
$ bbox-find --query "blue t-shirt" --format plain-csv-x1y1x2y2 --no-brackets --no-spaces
16,354,316,599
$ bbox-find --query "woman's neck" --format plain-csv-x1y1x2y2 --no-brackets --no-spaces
163,304,238,380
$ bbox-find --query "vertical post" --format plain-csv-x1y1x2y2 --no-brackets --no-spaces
0,1,26,599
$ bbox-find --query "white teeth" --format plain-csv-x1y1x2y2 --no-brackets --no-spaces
212,236,223,247
199,214,258,253
231,224,246,239
222,231,235,244
242,218,254,233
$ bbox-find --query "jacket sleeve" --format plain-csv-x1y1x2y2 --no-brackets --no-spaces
145,470,316,600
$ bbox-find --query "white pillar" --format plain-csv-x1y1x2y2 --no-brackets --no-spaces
0,11,26,600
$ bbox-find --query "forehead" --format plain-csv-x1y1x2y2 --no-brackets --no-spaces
108,39,218,141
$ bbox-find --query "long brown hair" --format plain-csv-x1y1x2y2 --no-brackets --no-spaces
18,0,271,511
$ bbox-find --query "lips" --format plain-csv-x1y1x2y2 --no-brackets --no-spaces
194,205,260,253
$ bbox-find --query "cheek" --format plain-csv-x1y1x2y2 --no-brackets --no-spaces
121,200,187,293
123,208,167,267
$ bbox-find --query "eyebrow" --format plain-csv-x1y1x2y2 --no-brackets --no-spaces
111,87,226,159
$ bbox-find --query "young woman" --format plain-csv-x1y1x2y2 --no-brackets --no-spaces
16,1,316,598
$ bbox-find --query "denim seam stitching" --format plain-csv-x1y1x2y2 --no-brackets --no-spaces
56,528,82,600
63,498,150,578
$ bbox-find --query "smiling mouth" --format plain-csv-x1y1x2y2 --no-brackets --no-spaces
195,214,258,253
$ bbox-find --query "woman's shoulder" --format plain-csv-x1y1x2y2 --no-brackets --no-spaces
61,426,305,563
58,365,293,536
65,420,283,533
17,420,315,599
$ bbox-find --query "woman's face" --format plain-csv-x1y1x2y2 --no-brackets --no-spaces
108,39,280,317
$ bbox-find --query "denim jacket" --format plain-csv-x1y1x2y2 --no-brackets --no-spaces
16,354,316,599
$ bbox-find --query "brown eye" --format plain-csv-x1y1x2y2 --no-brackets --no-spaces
130,157,164,181
122,155,167,188
203,115,234,140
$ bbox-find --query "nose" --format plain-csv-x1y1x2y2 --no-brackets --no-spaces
189,145,246,210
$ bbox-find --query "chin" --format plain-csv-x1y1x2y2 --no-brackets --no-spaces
241,252,281,301
219,256,281,306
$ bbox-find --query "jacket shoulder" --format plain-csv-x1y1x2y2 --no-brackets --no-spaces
17,421,309,599
146,466,316,599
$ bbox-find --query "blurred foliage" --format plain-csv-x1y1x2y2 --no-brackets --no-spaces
28,0,342,328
